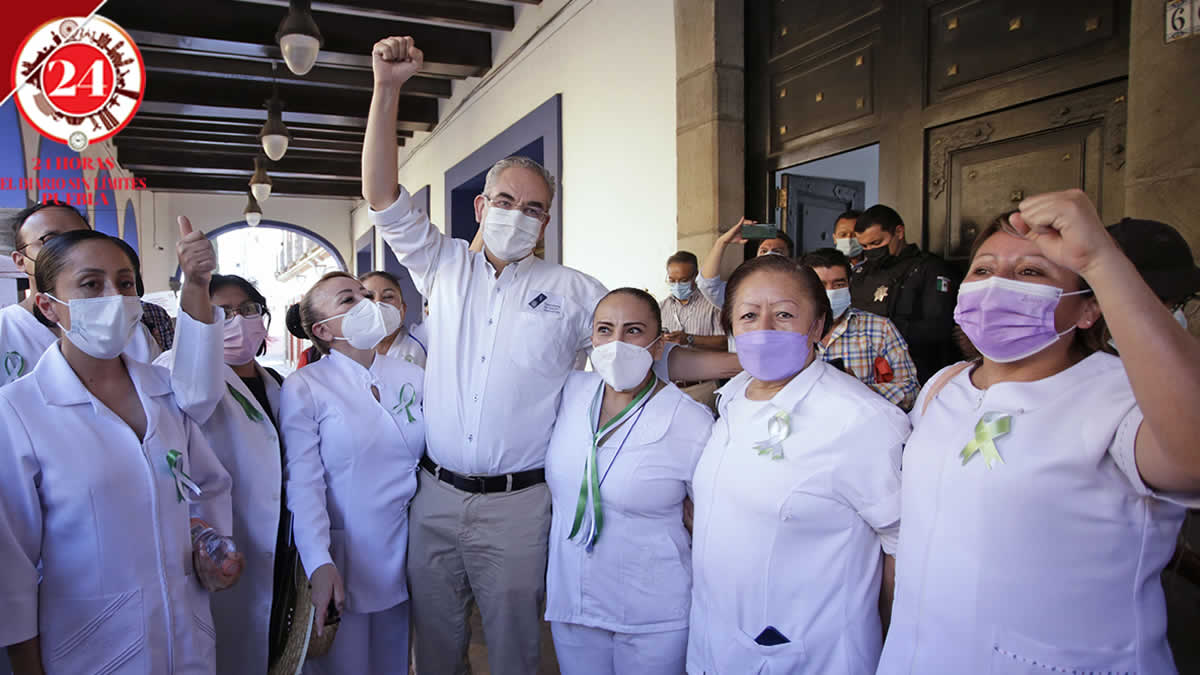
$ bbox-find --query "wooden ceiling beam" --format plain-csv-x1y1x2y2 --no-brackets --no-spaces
232,0,515,32
139,172,363,198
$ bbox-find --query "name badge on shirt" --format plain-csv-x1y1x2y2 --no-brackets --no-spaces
524,291,564,317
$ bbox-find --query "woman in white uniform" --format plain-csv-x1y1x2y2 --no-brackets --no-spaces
0,229,242,675
155,217,297,675
877,190,1200,675
545,288,713,675
359,270,427,367
2,202,158,387
283,271,425,674
687,254,910,675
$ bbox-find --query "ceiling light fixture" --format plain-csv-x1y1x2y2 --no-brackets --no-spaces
259,66,291,161
276,0,323,76
244,191,263,227
250,156,272,203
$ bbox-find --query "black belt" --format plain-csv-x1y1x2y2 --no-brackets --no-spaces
419,455,545,494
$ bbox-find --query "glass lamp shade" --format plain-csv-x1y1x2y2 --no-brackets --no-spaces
245,211,262,227
279,34,320,76
250,157,273,203
261,133,289,161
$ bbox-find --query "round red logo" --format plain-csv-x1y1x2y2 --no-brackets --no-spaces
11,16,145,151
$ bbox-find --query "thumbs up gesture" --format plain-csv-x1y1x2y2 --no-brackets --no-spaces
177,216,216,289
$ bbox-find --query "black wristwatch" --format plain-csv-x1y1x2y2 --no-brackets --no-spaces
686,334,695,347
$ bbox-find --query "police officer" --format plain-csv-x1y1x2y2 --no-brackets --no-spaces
850,204,960,383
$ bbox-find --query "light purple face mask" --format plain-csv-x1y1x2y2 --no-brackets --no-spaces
954,277,1091,363
734,329,813,381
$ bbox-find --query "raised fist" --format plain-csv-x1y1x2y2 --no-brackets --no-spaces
372,36,424,89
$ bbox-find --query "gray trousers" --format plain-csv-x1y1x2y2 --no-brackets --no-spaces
408,468,552,675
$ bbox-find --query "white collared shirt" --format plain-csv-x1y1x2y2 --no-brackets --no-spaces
0,302,160,387
688,361,909,675
544,372,713,634
372,189,608,475
280,349,425,614
0,345,232,674
878,353,1196,675
696,273,727,311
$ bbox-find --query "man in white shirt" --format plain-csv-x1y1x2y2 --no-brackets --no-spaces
366,37,737,675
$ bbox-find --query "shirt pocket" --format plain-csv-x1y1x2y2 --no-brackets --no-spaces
180,580,217,672
41,589,148,675
712,615,808,675
621,528,692,624
509,311,573,377
989,626,1137,675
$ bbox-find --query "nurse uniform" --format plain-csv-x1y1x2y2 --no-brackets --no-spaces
280,349,425,674
385,322,428,368
0,302,160,387
0,345,234,675
545,371,714,675
156,308,286,674
687,361,910,675
877,353,1197,675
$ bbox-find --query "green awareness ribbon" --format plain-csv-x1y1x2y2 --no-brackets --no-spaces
226,383,265,423
568,376,657,551
960,412,1012,469
166,449,202,503
392,383,417,423
3,351,26,379
752,411,791,460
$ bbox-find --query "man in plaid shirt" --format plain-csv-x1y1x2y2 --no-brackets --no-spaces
802,248,920,410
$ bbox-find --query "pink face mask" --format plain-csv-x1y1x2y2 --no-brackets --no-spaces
733,329,813,382
224,314,268,366
954,277,1091,363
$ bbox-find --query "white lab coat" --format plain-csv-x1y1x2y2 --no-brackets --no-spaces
687,362,910,675
0,302,161,387
545,372,712,634
0,345,233,675
878,354,1195,675
281,350,425,615
156,308,283,675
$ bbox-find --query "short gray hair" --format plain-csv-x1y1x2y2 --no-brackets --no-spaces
483,156,556,207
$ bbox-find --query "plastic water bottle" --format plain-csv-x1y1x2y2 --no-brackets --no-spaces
191,524,237,564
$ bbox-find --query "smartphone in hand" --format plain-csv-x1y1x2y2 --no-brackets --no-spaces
741,224,780,240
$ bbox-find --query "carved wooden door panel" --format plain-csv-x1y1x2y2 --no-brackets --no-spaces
925,80,1127,262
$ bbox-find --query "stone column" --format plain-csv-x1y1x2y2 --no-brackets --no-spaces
1125,0,1200,256
675,0,745,275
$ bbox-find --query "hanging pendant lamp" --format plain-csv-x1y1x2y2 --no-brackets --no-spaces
276,0,323,76
244,191,263,227
250,156,272,203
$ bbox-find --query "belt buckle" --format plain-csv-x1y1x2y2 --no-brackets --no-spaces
470,474,490,494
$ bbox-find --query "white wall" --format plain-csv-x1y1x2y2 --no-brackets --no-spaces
144,191,356,292
355,0,679,297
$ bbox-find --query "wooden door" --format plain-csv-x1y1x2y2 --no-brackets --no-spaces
924,80,1127,262
779,174,866,255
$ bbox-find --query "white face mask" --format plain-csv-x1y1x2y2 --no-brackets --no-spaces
834,237,863,259
826,287,852,319
590,338,657,392
482,206,542,262
317,299,402,350
45,293,143,360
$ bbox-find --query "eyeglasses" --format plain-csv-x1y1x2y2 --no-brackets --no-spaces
483,194,548,221
15,231,62,253
222,302,265,320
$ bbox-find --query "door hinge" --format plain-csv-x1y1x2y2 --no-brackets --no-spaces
776,187,788,210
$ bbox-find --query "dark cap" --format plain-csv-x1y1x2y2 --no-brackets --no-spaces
1107,218,1200,302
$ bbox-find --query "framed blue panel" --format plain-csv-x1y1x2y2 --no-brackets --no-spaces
122,200,139,254
0,102,26,208
444,94,562,263
355,228,375,276
92,169,118,237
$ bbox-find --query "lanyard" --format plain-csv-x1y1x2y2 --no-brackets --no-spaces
568,376,656,552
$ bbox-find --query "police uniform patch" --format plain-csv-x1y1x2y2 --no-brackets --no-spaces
936,276,951,293
873,285,889,303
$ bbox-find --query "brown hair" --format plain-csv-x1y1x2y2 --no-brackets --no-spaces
298,271,357,354
720,254,832,338
966,212,1107,357
595,287,663,335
